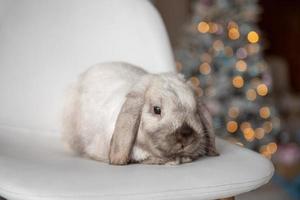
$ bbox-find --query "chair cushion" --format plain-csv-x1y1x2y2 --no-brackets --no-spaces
0,125,274,200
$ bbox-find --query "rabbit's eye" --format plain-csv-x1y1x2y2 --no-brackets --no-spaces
153,106,161,115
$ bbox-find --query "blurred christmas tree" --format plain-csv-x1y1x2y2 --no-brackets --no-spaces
176,0,280,158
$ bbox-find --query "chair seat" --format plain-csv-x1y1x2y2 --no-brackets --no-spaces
0,125,274,200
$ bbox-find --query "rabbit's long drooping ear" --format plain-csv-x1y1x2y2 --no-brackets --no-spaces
197,99,219,156
109,77,150,165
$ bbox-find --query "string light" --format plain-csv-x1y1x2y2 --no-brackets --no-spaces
232,75,244,88
228,106,239,118
246,89,257,101
198,21,209,33
227,121,238,133
257,84,268,96
189,76,200,87
199,62,211,75
235,60,247,72
259,106,270,119
228,28,240,40
247,31,259,43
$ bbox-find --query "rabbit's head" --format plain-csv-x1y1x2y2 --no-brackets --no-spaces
109,73,218,165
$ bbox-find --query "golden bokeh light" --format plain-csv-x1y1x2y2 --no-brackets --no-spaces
247,31,259,43
227,121,238,133
199,62,211,75
243,127,255,141
235,60,247,72
256,84,268,96
255,128,265,139
246,89,257,101
260,145,271,158
228,106,240,118
228,28,240,40
267,142,278,154
259,106,271,119
240,122,251,131
189,76,200,87
232,75,244,88
263,121,273,133
198,21,210,33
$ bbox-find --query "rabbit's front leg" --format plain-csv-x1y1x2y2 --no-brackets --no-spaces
140,157,170,165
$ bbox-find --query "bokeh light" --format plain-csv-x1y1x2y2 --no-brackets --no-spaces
199,62,211,75
243,127,255,141
246,89,257,101
256,83,268,96
209,22,218,33
235,60,247,72
227,121,238,133
267,142,277,154
236,47,248,59
263,121,273,133
232,75,244,88
189,76,200,87
259,106,271,119
213,40,224,51
228,106,240,118
240,122,251,131
201,53,212,63
255,128,265,139
228,28,240,40
198,21,209,33
247,31,259,43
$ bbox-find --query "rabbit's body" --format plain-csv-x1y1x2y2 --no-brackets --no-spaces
63,62,218,165
62,63,149,162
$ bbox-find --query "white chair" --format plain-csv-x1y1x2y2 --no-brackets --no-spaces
0,0,274,199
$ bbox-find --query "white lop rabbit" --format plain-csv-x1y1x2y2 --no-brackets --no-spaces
62,62,218,165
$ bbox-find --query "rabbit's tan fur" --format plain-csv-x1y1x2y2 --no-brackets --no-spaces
62,62,218,165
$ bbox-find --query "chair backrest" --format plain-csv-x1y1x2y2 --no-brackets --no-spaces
0,0,175,134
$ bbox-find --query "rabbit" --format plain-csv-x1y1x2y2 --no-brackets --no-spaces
62,62,218,165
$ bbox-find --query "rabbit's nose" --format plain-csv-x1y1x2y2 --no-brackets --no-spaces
180,124,193,138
